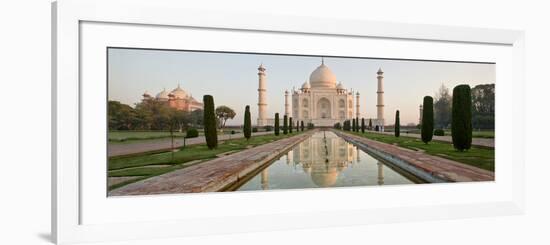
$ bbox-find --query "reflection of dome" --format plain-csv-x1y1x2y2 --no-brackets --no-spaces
155,89,169,100
170,85,187,99
309,61,337,88
310,169,339,187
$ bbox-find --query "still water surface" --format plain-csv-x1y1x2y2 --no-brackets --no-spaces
236,131,418,191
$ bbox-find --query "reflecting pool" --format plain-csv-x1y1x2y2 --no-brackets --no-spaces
235,131,420,191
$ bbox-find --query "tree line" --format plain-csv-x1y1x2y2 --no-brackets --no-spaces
433,83,494,130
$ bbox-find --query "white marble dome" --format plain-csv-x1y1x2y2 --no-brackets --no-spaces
336,82,345,90
170,85,188,99
309,62,337,88
301,81,311,89
155,89,169,100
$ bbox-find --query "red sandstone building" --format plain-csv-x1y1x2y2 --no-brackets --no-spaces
142,84,203,111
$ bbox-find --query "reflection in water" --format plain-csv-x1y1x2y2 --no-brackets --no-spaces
236,131,416,191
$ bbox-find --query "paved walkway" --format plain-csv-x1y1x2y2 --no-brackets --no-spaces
109,131,314,196
108,131,272,157
375,131,494,148
334,130,494,182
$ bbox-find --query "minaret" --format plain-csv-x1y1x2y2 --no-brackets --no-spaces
419,104,423,125
355,91,360,118
284,90,290,116
376,68,385,128
257,64,267,126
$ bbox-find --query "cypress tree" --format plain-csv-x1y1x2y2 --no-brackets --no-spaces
451,85,473,151
296,120,300,132
421,96,434,144
352,118,356,132
395,110,400,137
243,105,251,140
289,117,293,133
361,118,365,133
274,113,280,136
283,115,288,135
355,117,359,132
300,120,304,131
203,95,218,149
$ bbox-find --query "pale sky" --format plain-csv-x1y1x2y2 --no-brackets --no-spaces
108,48,495,126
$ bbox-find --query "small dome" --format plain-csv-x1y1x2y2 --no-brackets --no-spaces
302,81,311,89
309,61,337,88
377,67,384,74
170,85,188,99
336,82,345,90
155,89,169,100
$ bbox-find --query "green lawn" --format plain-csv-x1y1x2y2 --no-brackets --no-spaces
345,131,494,171
108,131,303,190
109,131,188,142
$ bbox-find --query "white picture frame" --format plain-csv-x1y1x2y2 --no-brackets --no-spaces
52,0,525,244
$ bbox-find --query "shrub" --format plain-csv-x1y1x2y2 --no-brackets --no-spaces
243,105,251,140
231,130,236,134
375,125,379,132
274,113,280,136
452,85,473,151
185,128,199,138
421,96,434,144
283,115,288,134
369,119,373,130
395,110,400,137
307,123,314,129
434,129,445,136
264,125,273,131
203,95,218,149
252,127,258,133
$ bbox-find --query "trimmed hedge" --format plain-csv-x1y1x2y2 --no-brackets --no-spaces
243,105,251,140
421,96,434,144
185,128,199,138
451,85,473,151
203,95,218,149
434,129,445,136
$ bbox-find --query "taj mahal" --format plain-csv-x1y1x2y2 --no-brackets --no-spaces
256,59,385,130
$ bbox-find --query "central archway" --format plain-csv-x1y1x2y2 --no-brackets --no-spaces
317,98,332,119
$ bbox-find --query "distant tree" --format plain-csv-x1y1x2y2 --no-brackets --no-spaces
300,121,304,131
108,100,137,130
361,118,365,133
343,120,350,131
355,117,359,132
369,119,373,130
395,110,400,137
471,84,495,130
296,120,300,132
352,118,356,132
421,96,434,144
215,106,236,132
274,113,280,136
452,85,473,151
375,125,379,132
203,95,218,149
289,117,293,133
434,84,452,129
243,105,251,140
307,123,314,129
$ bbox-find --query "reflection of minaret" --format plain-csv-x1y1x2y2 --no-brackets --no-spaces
355,146,360,162
257,64,267,126
376,68,385,130
377,161,384,185
419,104,423,125
286,151,293,165
284,90,290,117
261,169,269,190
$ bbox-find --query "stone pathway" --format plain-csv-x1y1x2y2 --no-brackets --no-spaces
109,131,314,196
375,131,494,148
108,131,272,157
107,176,144,187
334,130,494,182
